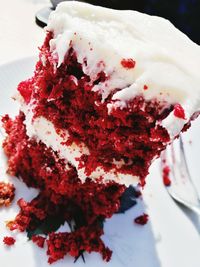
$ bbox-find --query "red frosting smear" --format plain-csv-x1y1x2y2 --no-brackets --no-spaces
121,58,136,69
134,213,149,225
143,85,148,90
173,104,186,119
162,165,171,186
3,236,16,246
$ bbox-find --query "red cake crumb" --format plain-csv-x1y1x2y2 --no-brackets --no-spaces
2,113,125,263
139,179,146,188
6,220,19,231
134,213,149,225
163,165,170,176
162,165,171,186
121,58,136,69
163,176,171,187
0,181,15,207
3,236,16,246
32,236,46,248
47,228,112,264
143,85,148,90
174,104,186,120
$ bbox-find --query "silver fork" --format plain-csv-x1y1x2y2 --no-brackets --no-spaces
161,135,200,217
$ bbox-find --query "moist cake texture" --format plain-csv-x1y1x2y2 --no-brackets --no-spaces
2,1,200,263
18,1,200,186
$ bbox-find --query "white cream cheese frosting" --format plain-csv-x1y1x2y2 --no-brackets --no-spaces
46,1,200,137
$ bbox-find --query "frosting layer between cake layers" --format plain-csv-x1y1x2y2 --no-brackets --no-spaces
22,105,139,186
19,2,200,186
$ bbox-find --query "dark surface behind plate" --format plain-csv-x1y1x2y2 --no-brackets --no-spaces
36,0,200,44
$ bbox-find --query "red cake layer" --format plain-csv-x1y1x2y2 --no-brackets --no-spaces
2,113,125,263
0,182,15,207
17,32,172,181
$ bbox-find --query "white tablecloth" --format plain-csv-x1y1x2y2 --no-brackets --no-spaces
0,0,50,64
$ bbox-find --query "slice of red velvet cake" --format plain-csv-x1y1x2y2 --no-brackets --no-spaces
2,1,200,264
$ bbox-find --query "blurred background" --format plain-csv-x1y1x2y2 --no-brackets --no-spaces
41,0,200,44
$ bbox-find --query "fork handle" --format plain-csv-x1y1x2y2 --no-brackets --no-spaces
189,205,200,217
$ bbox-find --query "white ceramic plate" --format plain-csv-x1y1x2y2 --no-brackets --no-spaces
0,58,200,267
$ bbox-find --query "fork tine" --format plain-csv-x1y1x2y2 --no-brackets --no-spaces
179,135,200,201
162,135,200,211
179,136,191,178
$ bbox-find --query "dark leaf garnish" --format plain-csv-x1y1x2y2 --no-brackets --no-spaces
97,216,105,229
117,185,137,213
27,214,65,239
74,250,85,263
